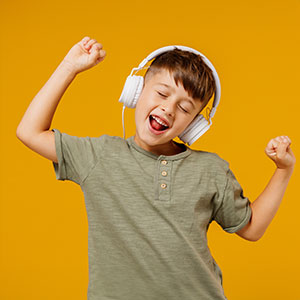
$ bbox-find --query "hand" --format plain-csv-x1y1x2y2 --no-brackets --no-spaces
62,36,106,75
265,135,296,170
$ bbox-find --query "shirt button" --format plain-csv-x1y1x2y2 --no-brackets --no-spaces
161,160,168,165
161,171,167,176
160,183,167,189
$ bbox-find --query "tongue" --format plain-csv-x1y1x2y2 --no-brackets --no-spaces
150,117,166,131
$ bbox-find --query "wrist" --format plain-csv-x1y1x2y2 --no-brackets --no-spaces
59,59,78,77
276,165,295,175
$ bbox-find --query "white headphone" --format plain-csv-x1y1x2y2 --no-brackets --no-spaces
118,45,221,146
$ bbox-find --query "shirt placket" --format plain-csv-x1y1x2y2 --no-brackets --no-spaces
156,159,172,202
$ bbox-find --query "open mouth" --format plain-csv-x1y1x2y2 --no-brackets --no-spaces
149,115,170,133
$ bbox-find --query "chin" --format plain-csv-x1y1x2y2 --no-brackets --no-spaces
136,118,179,145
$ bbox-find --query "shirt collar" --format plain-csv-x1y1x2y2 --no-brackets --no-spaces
126,136,192,161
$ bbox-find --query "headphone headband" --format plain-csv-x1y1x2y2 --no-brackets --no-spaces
118,45,222,145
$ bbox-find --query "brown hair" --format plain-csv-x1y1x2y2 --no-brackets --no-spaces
144,48,216,110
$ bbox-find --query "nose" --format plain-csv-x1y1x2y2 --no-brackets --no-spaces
160,99,176,117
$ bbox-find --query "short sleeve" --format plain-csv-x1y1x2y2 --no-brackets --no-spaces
51,128,104,185
213,168,252,233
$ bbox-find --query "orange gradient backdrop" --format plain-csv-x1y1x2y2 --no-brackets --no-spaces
1,0,299,299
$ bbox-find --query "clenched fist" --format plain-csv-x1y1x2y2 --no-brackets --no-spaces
265,135,296,170
62,36,106,75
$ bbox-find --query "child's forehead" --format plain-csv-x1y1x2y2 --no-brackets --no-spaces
147,70,195,97
144,68,203,106
147,69,180,88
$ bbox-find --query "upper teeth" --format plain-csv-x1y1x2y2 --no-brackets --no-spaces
152,115,168,127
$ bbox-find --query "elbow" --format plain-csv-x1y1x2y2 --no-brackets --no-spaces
246,231,264,242
16,128,31,146
237,233,260,242
236,223,263,242
16,130,22,140
16,126,33,142
247,235,261,242
16,126,25,140
16,128,23,141
16,129,27,143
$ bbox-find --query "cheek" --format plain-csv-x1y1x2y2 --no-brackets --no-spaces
177,118,193,131
135,99,143,118
136,97,152,116
135,100,149,124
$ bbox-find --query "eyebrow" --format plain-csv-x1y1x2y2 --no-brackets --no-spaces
155,83,196,108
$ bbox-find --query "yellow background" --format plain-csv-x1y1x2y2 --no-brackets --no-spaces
1,0,299,299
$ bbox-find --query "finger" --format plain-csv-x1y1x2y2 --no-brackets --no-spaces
267,138,279,151
81,36,90,45
90,44,105,58
85,39,97,50
96,42,103,49
265,147,277,157
91,46,106,62
272,135,291,146
97,50,106,62
280,136,290,144
277,137,291,150
275,136,285,143
99,49,106,58
283,135,291,144
265,138,279,157
276,141,288,159
90,43,103,52
266,148,277,157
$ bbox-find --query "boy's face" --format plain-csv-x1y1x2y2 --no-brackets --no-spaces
134,68,205,155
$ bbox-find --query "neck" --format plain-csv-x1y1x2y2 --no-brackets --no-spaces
133,135,185,156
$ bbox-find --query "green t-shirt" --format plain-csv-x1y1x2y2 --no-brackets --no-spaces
51,128,252,300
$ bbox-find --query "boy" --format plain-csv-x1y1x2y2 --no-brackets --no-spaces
16,36,296,300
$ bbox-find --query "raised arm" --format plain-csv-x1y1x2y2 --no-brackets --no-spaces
236,135,296,241
16,36,106,163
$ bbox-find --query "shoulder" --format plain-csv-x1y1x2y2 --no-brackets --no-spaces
93,134,130,156
189,148,230,174
100,134,128,148
53,130,128,154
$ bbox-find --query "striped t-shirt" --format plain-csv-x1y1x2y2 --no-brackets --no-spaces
51,128,252,300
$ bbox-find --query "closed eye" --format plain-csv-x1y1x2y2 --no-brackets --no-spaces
179,105,188,113
157,91,167,97
157,91,189,113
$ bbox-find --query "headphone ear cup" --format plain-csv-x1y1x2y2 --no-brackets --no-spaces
118,75,144,108
178,114,211,146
